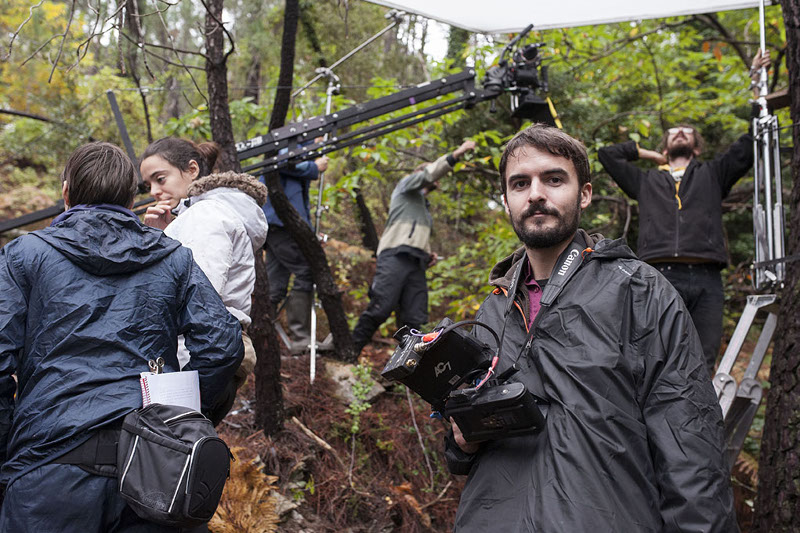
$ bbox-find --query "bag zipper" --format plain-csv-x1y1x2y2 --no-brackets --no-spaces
119,434,140,490
169,454,192,514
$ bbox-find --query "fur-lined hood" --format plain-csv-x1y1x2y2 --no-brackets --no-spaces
187,171,268,205
176,171,268,251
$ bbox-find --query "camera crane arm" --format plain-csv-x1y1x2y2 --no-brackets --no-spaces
234,26,547,172
236,68,497,173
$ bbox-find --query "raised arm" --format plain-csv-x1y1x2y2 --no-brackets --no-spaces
710,133,755,197
597,141,652,199
401,140,477,193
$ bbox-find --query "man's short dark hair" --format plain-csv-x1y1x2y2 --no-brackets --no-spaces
659,123,705,155
498,124,591,196
62,142,138,208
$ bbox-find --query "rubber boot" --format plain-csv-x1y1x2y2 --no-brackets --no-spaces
286,290,312,355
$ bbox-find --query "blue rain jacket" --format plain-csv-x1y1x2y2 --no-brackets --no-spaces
260,161,319,228
0,207,243,486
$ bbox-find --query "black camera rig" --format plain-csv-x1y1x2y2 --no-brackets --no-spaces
234,24,550,176
381,318,545,443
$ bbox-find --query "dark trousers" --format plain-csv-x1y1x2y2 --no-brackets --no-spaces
352,251,429,351
0,463,177,533
654,262,723,375
265,226,314,307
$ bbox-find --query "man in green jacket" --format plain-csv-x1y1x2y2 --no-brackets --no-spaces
352,140,476,354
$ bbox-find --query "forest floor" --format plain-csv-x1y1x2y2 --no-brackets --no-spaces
210,334,767,532
211,342,464,532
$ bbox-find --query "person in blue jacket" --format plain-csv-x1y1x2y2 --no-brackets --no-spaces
0,142,243,532
261,156,329,353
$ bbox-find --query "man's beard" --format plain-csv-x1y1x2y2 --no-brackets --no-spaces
667,141,694,159
510,198,581,249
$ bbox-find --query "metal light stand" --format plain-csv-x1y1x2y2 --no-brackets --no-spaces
309,69,340,384
296,10,405,384
752,0,786,291
712,0,787,469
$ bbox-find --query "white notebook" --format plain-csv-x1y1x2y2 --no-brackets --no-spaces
140,370,201,412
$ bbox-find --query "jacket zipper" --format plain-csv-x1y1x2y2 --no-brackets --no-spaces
673,177,680,257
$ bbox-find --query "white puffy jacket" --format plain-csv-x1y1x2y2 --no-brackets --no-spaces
165,171,268,367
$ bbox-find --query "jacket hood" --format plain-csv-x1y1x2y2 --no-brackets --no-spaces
34,208,180,276
488,229,636,288
188,172,268,205
187,172,268,250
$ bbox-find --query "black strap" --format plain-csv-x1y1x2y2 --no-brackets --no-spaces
504,238,591,364
52,429,119,466
752,253,800,269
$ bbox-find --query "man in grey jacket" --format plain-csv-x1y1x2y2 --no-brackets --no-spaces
446,125,736,532
352,140,476,354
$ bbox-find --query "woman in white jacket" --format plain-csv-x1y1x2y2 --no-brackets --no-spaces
140,138,268,424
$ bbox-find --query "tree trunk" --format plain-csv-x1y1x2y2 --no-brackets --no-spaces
205,0,239,173
754,2,800,531
263,0,356,361
354,188,379,253
251,251,284,434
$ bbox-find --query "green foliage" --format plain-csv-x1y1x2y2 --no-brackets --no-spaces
344,364,374,435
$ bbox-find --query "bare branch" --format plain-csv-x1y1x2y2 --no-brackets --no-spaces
48,0,77,83
196,0,236,62
68,0,123,73
118,32,206,70
124,38,208,58
120,33,205,69
20,35,61,68
130,0,156,80
148,0,208,106
3,0,46,61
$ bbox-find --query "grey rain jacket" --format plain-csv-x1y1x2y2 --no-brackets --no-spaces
445,230,737,532
0,207,243,486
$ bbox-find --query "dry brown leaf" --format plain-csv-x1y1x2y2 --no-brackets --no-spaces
391,481,414,496
209,447,281,533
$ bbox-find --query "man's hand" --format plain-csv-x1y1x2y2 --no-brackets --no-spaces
315,156,330,173
144,200,174,230
427,252,439,268
453,140,477,160
751,49,772,82
451,417,482,454
637,146,667,166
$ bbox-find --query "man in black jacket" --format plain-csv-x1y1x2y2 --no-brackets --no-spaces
598,53,769,375
446,124,736,532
